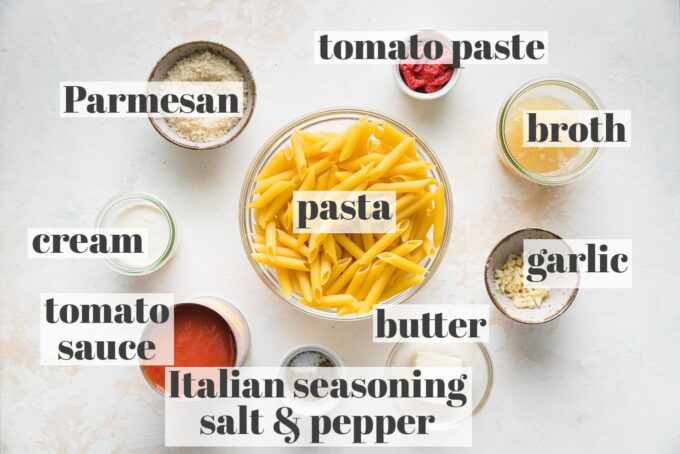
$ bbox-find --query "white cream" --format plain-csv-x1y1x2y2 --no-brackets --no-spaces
110,201,171,267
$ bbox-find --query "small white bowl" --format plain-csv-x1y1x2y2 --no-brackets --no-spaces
392,30,461,100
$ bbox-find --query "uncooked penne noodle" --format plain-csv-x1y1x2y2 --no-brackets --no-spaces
326,164,339,189
249,181,295,208
375,120,407,147
322,127,350,154
277,267,293,298
326,261,361,294
303,138,331,159
295,270,313,304
358,219,409,265
368,179,433,192
265,220,277,260
384,161,434,176
339,153,383,171
390,239,422,256
322,235,338,263
335,234,364,260
310,258,322,301
356,261,386,300
361,233,375,251
397,191,435,220
253,169,296,194
327,257,352,285
346,263,370,296
337,302,360,316
277,229,309,256
252,253,309,271
380,274,425,301
370,137,415,180
320,254,332,285
335,170,353,181
306,156,336,178
331,163,374,191
253,243,302,259
256,150,288,181
259,184,296,227
378,252,428,275
319,294,357,307
291,132,307,177
339,117,367,162
359,267,396,314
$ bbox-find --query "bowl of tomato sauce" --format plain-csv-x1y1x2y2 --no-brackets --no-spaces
140,296,251,395
392,30,461,100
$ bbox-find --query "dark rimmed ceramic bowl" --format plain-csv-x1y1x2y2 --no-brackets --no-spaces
484,228,579,324
148,40,256,150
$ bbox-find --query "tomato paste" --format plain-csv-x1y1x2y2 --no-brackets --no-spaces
399,53,454,93
142,303,237,391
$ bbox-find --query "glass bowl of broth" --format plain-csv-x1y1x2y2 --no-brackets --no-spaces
496,75,605,185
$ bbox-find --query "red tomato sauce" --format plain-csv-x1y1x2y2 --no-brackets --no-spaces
142,303,237,391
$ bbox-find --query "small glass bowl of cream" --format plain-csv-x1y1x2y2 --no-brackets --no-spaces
96,192,178,275
496,75,605,185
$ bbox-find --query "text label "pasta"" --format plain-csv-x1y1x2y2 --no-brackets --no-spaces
293,191,396,233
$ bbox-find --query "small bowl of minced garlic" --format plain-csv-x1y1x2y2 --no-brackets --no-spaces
484,228,579,324
148,41,256,150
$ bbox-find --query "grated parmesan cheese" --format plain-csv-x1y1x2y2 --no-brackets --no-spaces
164,50,246,143
493,254,549,309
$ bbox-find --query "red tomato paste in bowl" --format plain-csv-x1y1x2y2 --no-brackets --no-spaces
399,50,454,93
142,303,237,392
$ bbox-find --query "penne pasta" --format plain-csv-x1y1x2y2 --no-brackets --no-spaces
277,267,293,298
265,220,277,260
251,253,309,271
248,116,447,316
378,252,428,275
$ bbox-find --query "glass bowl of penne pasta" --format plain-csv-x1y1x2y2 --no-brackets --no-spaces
239,108,453,320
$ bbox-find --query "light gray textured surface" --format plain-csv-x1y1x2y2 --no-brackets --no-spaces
1,0,679,452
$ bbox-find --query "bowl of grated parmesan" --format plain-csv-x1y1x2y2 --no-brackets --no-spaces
148,41,256,150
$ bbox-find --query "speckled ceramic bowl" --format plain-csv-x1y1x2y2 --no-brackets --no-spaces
484,228,579,324
148,41,256,150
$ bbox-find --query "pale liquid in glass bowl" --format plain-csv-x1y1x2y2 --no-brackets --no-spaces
504,95,584,176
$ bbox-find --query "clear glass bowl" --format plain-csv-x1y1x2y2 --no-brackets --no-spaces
239,108,454,321
386,342,493,419
496,75,605,185
96,192,179,276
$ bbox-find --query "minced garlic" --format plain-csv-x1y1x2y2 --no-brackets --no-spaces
493,254,549,309
164,50,246,143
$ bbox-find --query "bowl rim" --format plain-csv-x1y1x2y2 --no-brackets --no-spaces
385,341,494,418
239,107,454,321
147,40,257,150
484,227,580,324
